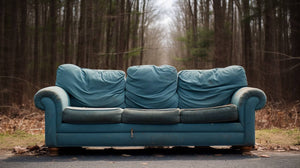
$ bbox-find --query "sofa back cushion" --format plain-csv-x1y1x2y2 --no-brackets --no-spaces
178,65,247,108
56,64,125,108
126,65,178,108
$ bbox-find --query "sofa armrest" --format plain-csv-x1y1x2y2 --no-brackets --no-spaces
34,86,70,147
231,87,267,145
231,87,266,111
34,86,70,112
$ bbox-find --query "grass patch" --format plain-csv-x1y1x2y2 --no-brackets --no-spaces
256,128,300,146
0,130,44,150
0,129,299,151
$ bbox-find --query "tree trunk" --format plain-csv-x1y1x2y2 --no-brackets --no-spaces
49,0,57,82
193,0,197,68
264,0,281,100
118,0,125,70
105,0,113,68
288,0,300,100
213,0,227,67
125,0,132,69
2,0,18,105
139,0,146,65
77,0,86,67
64,0,72,63
131,0,139,66
86,0,93,67
256,0,263,88
14,0,27,104
241,0,253,85
33,0,39,85
204,0,210,29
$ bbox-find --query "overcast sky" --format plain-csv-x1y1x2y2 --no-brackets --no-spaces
155,0,176,30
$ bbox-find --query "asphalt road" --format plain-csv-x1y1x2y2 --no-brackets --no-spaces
1,147,299,168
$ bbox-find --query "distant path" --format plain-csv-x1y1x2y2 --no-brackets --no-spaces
1,147,299,168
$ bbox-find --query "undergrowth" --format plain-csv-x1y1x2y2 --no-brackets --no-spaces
0,100,299,152
255,100,300,129
0,100,299,134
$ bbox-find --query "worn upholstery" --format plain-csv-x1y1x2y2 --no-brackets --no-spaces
34,64,267,147
122,108,180,124
177,65,248,108
56,64,126,108
231,87,267,144
63,107,123,124
34,86,70,111
125,65,178,108
180,104,238,123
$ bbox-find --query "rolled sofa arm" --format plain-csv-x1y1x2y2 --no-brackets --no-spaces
34,86,70,147
34,86,70,112
231,87,267,111
231,87,267,145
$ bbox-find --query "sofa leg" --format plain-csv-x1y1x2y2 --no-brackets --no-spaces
231,146,254,152
194,146,211,149
48,147,60,156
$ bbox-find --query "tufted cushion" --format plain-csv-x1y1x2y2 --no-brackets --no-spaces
56,64,125,108
125,65,178,108
178,65,247,108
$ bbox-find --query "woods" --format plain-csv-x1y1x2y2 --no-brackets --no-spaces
0,0,163,109
0,0,299,112
169,0,300,101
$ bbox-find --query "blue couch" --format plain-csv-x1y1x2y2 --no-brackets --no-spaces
34,64,266,149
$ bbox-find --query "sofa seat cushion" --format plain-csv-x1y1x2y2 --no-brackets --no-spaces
122,108,180,124
56,64,126,108
178,65,247,108
125,65,178,109
180,104,238,123
63,107,123,124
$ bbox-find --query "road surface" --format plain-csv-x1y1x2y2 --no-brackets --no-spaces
1,147,299,168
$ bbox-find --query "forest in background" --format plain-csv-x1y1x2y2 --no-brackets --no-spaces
169,0,300,102
0,0,299,114
0,0,165,110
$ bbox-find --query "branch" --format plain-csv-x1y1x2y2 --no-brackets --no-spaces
233,0,243,17
97,48,145,56
0,76,40,90
263,51,300,61
187,0,194,17
289,63,300,71
234,0,241,12
104,9,156,19
97,47,171,56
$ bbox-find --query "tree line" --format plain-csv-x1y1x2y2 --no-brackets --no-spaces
169,0,300,101
0,0,299,112
0,0,164,110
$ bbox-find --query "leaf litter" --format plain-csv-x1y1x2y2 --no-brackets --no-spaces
0,101,299,155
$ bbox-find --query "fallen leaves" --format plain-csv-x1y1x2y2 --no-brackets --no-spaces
13,146,27,154
242,152,253,156
241,151,271,158
153,154,165,157
1,101,299,158
214,154,223,156
121,154,131,157
256,101,300,129
259,154,270,158
27,145,40,151
0,113,45,134
255,144,300,152
13,145,47,155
